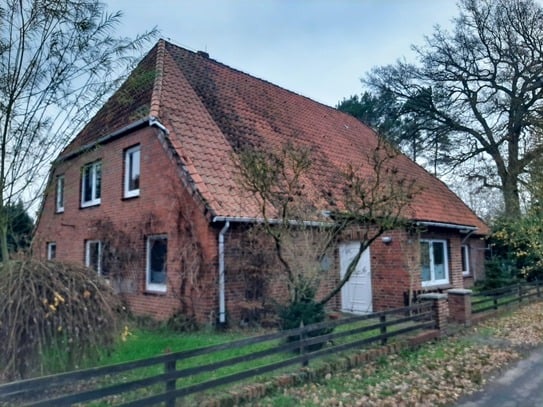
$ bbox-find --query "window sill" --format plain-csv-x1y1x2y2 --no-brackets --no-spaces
143,289,167,297
421,283,452,291
80,202,101,209
122,194,140,201
55,209,64,214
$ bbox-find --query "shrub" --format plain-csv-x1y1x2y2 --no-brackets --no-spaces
477,257,519,291
278,299,332,352
0,260,122,380
165,309,199,332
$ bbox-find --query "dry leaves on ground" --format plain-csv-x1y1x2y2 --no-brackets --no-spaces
251,302,543,407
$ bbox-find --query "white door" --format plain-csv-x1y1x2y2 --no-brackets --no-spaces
340,241,372,313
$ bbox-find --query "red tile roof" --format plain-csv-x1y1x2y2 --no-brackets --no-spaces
60,39,489,234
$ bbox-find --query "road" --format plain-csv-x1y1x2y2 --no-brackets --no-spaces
455,346,543,407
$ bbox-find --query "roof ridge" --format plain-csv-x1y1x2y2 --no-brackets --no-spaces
149,39,166,117
161,39,346,115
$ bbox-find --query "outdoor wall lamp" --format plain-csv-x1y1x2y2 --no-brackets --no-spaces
381,236,393,245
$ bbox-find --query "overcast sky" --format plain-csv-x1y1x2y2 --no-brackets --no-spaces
107,0,459,107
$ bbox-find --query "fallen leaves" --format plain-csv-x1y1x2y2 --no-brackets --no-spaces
249,302,543,407
477,302,543,347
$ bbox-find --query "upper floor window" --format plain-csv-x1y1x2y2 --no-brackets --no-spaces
85,240,104,276
461,245,470,276
81,161,101,207
47,242,56,260
124,145,140,198
56,175,64,213
146,235,167,292
420,239,449,287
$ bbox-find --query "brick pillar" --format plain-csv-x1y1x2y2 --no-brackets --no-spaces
419,293,448,337
447,288,472,326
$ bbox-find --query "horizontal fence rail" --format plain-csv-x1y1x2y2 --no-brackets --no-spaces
472,281,542,314
0,302,435,407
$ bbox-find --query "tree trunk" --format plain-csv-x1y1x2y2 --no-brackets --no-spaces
0,218,9,263
502,173,521,219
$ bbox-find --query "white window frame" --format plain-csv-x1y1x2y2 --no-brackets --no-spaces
81,161,101,207
461,244,470,276
124,145,140,198
146,235,168,293
85,240,102,275
420,239,450,287
56,175,65,213
47,242,56,260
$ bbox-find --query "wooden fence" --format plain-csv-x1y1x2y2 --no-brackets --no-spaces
0,302,435,407
471,281,542,314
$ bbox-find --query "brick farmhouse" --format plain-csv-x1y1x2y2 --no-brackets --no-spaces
34,39,489,326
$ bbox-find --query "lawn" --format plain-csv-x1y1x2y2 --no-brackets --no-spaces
90,325,253,367
39,324,283,406
17,308,432,406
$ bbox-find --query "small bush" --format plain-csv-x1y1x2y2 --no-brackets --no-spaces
0,260,122,380
477,257,519,290
278,299,332,352
165,309,199,332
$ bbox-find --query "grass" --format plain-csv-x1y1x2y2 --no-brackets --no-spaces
471,283,541,312
35,324,286,406
27,311,430,406
90,326,251,367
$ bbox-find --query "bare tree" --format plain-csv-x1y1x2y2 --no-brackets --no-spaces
0,0,156,261
365,0,543,219
234,139,419,309
397,226,423,308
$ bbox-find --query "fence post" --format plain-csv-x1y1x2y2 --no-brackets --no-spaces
447,289,472,326
165,358,176,407
380,314,387,345
299,321,308,367
418,293,448,337
538,281,541,298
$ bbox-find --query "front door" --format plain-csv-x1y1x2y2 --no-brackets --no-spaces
339,241,372,313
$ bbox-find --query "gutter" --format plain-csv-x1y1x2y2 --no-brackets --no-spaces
57,116,168,162
149,116,169,134
416,221,477,232
212,215,332,228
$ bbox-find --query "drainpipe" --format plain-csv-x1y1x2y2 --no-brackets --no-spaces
461,229,476,244
461,229,477,281
218,221,230,324
149,116,169,134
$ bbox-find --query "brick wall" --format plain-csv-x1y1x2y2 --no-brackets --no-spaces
222,224,340,326
371,228,477,311
463,237,487,288
34,126,488,326
220,224,484,325
34,127,220,324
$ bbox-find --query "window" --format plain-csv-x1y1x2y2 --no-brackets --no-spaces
85,240,103,275
146,235,167,292
81,161,101,207
462,245,470,276
124,145,140,198
420,239,449,287
47,242,56,260
56,175,64,212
